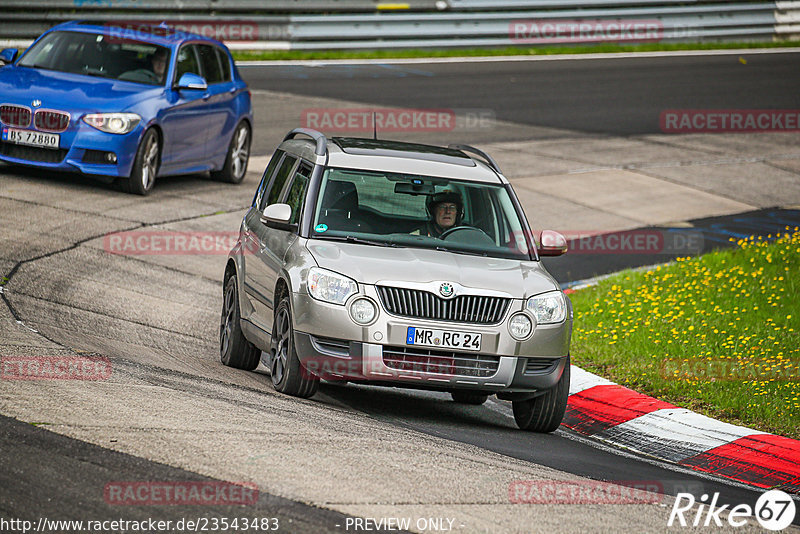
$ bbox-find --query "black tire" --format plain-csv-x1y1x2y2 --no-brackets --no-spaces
451,391,489,405
124,128,159,195
219,275,260,370
211,121,250,184
270,297,319,398
512,355,571,432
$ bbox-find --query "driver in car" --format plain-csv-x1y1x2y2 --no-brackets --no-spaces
417,190,463,238
150,48,168,84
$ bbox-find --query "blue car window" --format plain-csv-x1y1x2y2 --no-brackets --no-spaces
175,44,200,82
214,47,232,83
17,30,167,85
197,44,223,85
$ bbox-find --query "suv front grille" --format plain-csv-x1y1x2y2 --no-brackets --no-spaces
377,286,510,325
383,345,500,378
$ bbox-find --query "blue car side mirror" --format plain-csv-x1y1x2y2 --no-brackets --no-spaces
0,48,19,65
176,72,207,90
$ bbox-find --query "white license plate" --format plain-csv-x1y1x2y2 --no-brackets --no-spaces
406,326,481,351
2,128,59,149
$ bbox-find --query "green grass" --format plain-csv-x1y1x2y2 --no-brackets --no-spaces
569,229,800,440
233,41,800,62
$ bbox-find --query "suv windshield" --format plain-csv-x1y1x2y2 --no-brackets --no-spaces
311,168,533,260
18,30,169,86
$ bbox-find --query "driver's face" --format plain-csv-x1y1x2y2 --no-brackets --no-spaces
152,54,167,76
435,202,458,228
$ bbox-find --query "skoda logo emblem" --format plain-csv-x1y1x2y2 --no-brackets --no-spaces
31,100,42,108
439,282,454,298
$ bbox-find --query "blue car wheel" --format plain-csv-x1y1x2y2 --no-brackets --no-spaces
211,121,250,184
124,128,160,195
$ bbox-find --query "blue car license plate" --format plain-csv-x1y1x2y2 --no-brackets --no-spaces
3,127,59,149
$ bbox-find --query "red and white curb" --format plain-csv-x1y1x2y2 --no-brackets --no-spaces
564,366,800,493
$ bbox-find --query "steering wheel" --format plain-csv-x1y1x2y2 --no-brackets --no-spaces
439,225,495,246
439,225,474,239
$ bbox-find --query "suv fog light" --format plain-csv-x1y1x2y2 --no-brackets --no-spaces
508,313,533,340
349,298,377,325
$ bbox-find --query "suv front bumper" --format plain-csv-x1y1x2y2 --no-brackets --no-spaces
294,333,568,394
291,290,571,394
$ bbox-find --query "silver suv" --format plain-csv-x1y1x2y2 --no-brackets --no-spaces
220,129,572,432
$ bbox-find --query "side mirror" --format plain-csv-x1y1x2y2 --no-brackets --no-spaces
260,203,293,228
0,48,19,65
538,230,568,257
175,72,207,90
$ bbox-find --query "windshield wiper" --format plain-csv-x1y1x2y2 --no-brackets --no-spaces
21,63,54,71
314,235,397,247
435,245,488,257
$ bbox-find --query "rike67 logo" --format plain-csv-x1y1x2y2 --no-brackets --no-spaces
668,490,796,530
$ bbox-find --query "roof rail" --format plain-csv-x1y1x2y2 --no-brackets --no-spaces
448,144,502,175
283,128,328,156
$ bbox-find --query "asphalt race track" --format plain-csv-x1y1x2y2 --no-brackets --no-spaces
2,51,799,532
241,51,800,141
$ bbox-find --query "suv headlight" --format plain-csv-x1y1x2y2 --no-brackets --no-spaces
508,313,533,340
526,291,567,324
307,267,358,305
83,113,141,134
349,297,377,325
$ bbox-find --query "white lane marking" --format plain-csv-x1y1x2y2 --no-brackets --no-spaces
486,388,780,495
238,48,800,67
555,428,777,496
598,408,768,462
569,365,614,395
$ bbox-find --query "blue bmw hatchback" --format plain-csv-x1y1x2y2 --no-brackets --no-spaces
0,21,253,194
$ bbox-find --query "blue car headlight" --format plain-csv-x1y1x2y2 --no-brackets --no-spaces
83,113,141,134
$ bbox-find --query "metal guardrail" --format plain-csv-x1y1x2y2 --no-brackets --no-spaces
448,0,716,8
0,1,797,50
0,0,442,11
776,0,800,37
